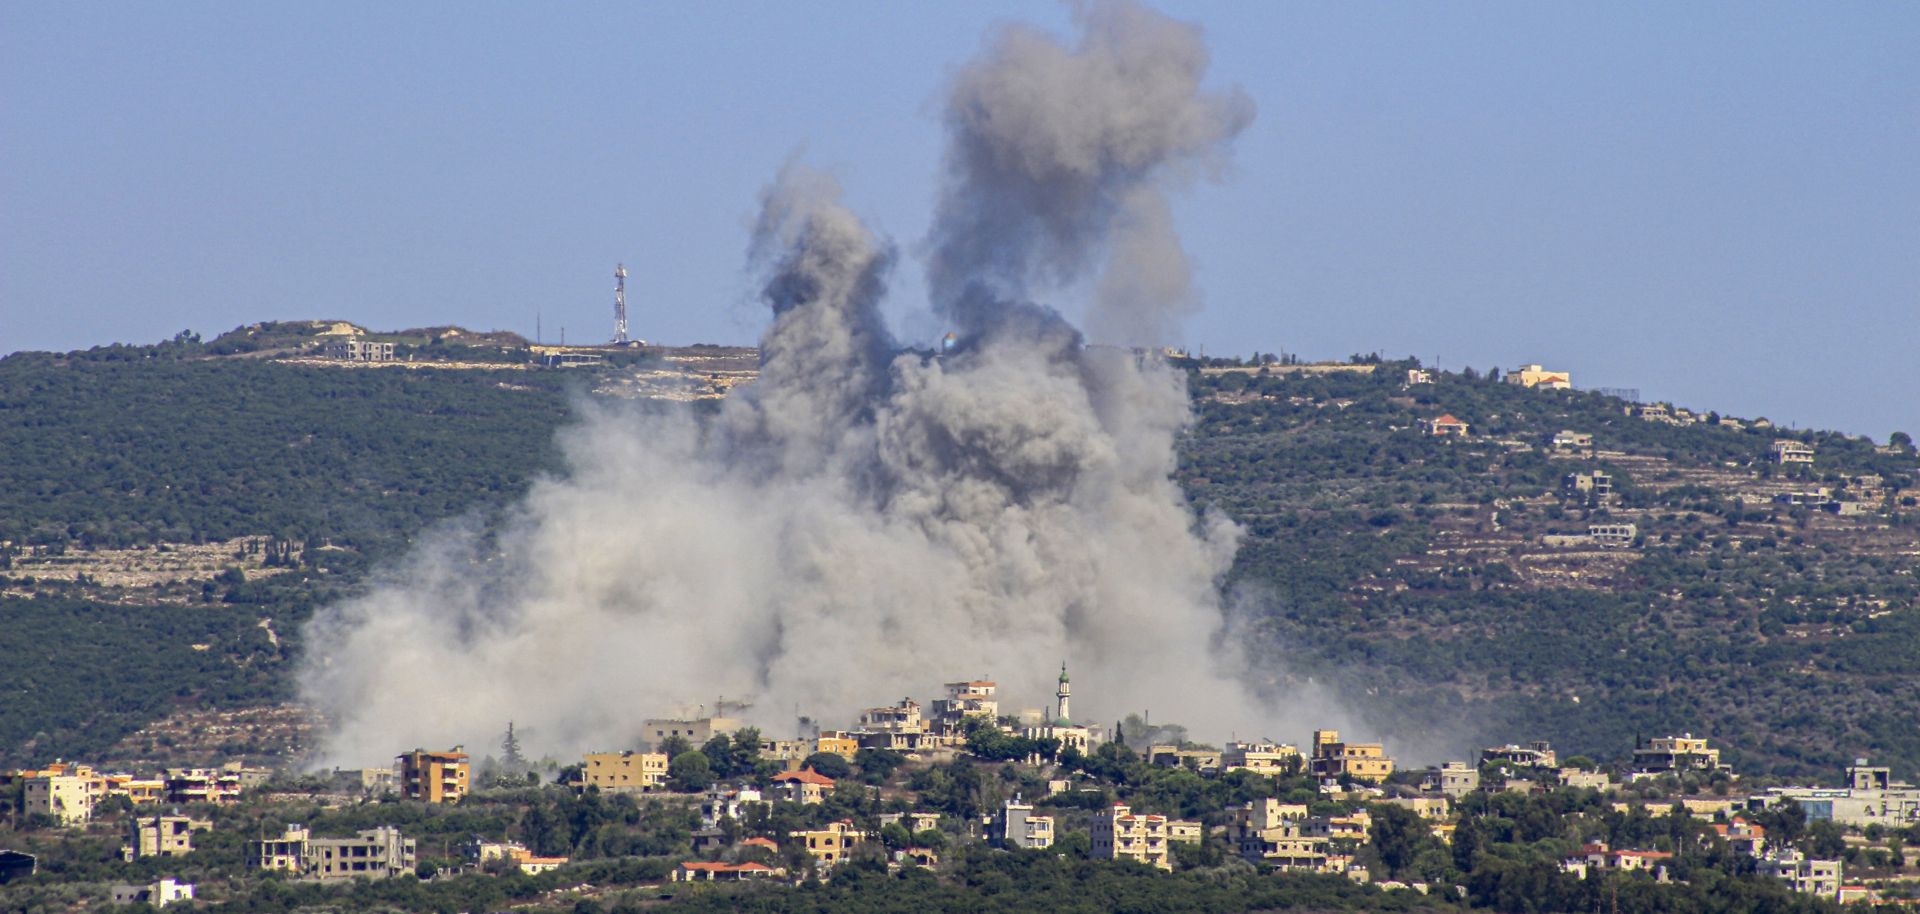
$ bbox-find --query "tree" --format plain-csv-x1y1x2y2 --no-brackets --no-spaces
669,750,713,792
1371,803,1438,878
501,721,526,770
802,751,852,780
1892,431,1914,452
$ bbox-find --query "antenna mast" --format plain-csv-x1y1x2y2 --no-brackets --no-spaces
612,263,629,344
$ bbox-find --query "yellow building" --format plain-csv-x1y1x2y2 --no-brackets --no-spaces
1310,730,1395,783
1225,740,1302,776
814,733,859,760
1092,803,1177,871
1632,734,1724,773
128,815,210,859
1507,364,1572,389
790,820,867,866
397,747,470,803
582,751,668,793
24,775,95,826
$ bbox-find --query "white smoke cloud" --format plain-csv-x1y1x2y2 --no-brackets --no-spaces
298,1,1362,767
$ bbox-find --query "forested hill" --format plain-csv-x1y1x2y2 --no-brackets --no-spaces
1,328,1916,781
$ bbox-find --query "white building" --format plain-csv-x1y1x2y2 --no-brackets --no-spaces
111,879,194,908
24,775,94,826
998,795,1055,850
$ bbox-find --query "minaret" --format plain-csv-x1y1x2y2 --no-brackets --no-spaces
612,263,629,344
1056,662,1071,723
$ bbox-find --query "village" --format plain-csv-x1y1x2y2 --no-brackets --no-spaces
5,663,1918,910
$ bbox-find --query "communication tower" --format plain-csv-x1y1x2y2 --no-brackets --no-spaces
612,263,629,344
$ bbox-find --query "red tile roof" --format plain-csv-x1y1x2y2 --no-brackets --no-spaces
771,767,836,787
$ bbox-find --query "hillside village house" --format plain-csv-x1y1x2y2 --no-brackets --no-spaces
1482,741,1558,769
322,337,395,362
1092,803,1202,871
790,820,867,866
110,879,194,908
1309,730,1395,782
1551,430,1593,449
673,861,782,882
470,840,568,875
1632,735,1725,773
1224,740,1302,776
1563,470,1612,500
1405,368,1433,385
1507,364,1572,389
396,748,470,803
996,796,1055,850
769,768,836,805
931,680,999,729
125,816,210,860
582,751,668,793
1770,440,1815,464
1423,414,1470,437
1426,762,1480,798
642,715,741,749
305,827,417,882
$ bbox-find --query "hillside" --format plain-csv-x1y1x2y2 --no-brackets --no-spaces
1,330,1916,780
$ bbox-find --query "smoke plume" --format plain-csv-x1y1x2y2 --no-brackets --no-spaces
299,1,1343,767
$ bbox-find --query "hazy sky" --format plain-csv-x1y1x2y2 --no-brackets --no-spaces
3,2,1915,438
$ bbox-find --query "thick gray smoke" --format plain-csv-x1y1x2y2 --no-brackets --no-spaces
299,1,1357,767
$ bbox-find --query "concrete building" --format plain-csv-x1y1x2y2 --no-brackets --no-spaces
471,840,568,875
1482,741,1558,769
1423,414,1470,438
1552,430,1593,450
1426,761,1480,798
1021,663,1105,755
699,786,766,829
397,748,470,803
997,795,1055,850
673,861,781,882
1562,842,1672,879
247,825,310,872
1563,471,1612,500
322,338,396,362
1770,440,1815,464
1310,730,1394,783
1633,735,1724,773
306,827,417,882
790,820,867,867
1753,759,1920,827
1406,369,1433,385
1224,740,1302,776
162,765,248,805
1229,799,1327,872
1148,745,1223,773
1092,803,1176,871
128,816,209,859
582,751,668,793
331,767,398,797
641,716,741,750
110,878,194,908
769,768,836,805
1558,769,1612,791
1759,850,1841,899
1712,818,1768,856
932,680,999,730
1507,364,1572,389
23,774,94,826
1589,523,1638,547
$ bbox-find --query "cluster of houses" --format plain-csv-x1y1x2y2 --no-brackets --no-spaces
7,668,1918,907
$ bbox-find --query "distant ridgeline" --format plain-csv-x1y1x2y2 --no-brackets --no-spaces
0,330,1916,779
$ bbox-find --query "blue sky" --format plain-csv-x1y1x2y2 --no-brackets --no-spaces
2,2,1915,438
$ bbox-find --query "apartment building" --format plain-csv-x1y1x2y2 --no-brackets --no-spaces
396,748,470,803
1092,804,1181,871
305,827,417,882
128,816,209,859
1224,740,1302,776
1310,730,1395,782
1632,735,1724,773
997,796,1055,850
790,820,867,866
581,751,668,793
1507,364,1571,389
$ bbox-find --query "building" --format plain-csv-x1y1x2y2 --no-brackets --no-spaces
1635,403,1671,423
1562,842,1673,879
582,751,669,793
1562,471,1612,500
790,820,867,867
397,748,470,803
673,861,782,882
1558,768,1611,791
1482,741,1558,769
330,767,398,797
1758,850,1842,899
1229,799,1327,872
699,786,766,829
1092,803,1176,871
997,796,1055,850
110,878,194,908
322,338,396,362
1589,523,1638,547
1310,730,1394,783
23,774,94,826
642,716,742,750
128,816,209,859
1551,430,1593,450
1632,735,1724,773
813,733,860,760
1021,663,1105,755
1423,414,1470,438
1426,761,1480,799
769,768,835,805
0,851,37,885
1774,488,1833,507
1712,818,1768,856
879,811,942,834
931,680,999,730
306,827,417,882
161,765,248,805
1224,740,1302,776
1770,440,1815,465
1405,369,1433,385
471,840,569,875
1507,364,1571,389
1752,759,1920,828
247,825,310,872
1147,745,1223,773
